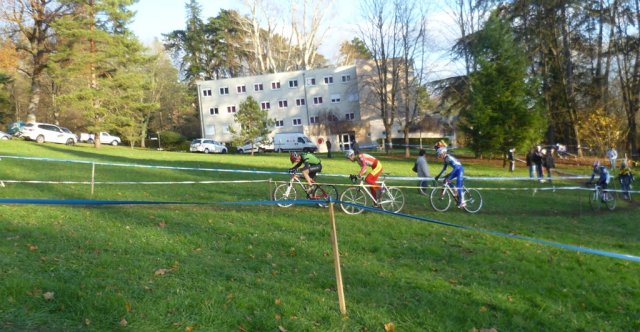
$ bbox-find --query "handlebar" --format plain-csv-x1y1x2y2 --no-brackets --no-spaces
349,174,361,184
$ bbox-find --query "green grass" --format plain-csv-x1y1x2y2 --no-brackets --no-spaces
0,140,639,331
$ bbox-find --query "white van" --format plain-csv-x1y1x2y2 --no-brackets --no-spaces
273,133,317,152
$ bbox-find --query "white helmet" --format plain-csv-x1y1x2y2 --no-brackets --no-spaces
436,147,447,156
345,149,355,158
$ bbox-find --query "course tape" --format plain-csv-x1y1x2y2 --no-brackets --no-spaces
0,179,270,185
0,197,637,263
0,155,605,182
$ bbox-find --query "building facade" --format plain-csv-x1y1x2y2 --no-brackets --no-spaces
195,62,447,152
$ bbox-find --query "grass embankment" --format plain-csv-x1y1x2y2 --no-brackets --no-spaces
0,141,638,331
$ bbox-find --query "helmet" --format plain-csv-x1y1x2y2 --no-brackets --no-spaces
345,149,355,158
592,161,600,169
436,147,447,157
289,152,299,163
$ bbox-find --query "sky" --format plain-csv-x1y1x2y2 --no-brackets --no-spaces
129,0,462,80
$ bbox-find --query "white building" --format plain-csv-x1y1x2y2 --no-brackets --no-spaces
195,62,447,152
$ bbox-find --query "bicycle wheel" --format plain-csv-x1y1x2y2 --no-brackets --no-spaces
340,187,367,214
379,187,405,213
588,189,601,211
604,192,617,210
312,184,339,208
418,180,430,196
429,187,452,212
462,188,483,213
273,183,297,207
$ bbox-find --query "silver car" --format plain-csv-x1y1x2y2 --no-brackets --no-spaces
189,138,227,154
0,130,11,140
19,122,77,145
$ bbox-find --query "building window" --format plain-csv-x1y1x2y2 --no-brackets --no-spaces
209,107,219,115
292,118,302,126
289,80,298,88
271,81,281,89
237,85,246,93
313,96,323,104
278,100,288,108
275,120,284,128
202,89,212,96
323,76,333,84
261,101,271,110
306,77,316,86
310,116,319,124
254,83,264,91
328,114,338,122
341,74,351,82
296,98,306,106
330,94,341,103
346,113,355,120
219,87,229,95
227,105,237,113
223,125,230,134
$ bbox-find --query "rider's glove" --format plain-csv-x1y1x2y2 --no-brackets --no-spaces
434,176,439,181
288,168,296,174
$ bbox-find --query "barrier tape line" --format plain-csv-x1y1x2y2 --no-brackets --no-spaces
0,197,637,263
0,179,271,185
1,155,620,182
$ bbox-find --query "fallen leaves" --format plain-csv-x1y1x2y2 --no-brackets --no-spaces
43,291,55,300
384,322,396,332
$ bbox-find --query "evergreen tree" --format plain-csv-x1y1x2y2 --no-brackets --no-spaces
461,10,545,157
232,96,273,156
50,0,157,147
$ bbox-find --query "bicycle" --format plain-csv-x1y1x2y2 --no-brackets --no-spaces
587,183,616,211
339,174,405,214
272,171,338,208
429,179,483,213
418,179,430,196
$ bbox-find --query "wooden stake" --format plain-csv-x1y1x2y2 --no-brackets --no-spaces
328,202,347,315
91,162,95,196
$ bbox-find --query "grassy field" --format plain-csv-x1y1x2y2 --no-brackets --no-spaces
0,140,638,331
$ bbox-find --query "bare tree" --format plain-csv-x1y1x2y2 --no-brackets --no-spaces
290,0,334,70
0,0,73,118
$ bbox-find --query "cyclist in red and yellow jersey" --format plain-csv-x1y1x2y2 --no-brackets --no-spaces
345,149,383,201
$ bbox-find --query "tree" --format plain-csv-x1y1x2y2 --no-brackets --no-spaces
0,0,73,118
50,0,155,148
232,96,273,156
337,38,372,65
461,10,545,157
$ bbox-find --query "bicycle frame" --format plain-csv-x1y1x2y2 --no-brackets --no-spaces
339,175,405,214
429,180,483,213
273,172,338,208
589,184,616,211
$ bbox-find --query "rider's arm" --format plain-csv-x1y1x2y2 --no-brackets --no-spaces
435,161,448,180
357,156,368,177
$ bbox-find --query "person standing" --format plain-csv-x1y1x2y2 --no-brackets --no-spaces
543,148,555,181
526,148,535,178
607,147,618,170
507,148,516,172
415,149,430,194
326,139,332,158
533,145,544,180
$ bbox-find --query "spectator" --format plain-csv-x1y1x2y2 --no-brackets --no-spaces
533,145,544,180
542,148,555,182
619,161,634,200
607,147,618,170
526,148,536,178
507,148,516,172
415,149,430,194
326,139,332,158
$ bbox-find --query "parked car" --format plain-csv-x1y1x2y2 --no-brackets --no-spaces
0,130,11,140
190,138,228,154
19,122,77,145
236,137,274,153
79,132,121,146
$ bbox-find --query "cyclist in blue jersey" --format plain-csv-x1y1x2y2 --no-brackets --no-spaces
587,161,611,199
434,147,466,208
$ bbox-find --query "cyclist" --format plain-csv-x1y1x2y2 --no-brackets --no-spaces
345,149,383,203
587,161,611,200
434,147,466,208
289,151,322,192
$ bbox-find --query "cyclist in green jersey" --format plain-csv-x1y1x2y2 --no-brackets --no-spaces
289,151,323,190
